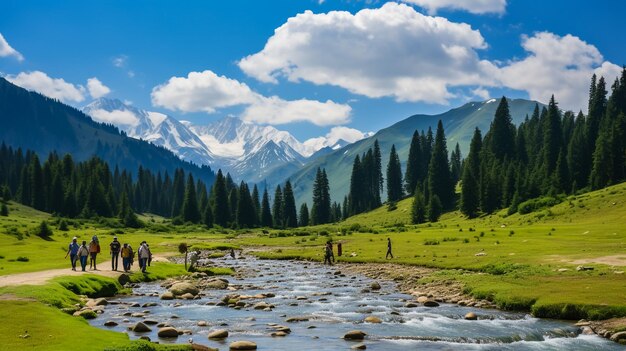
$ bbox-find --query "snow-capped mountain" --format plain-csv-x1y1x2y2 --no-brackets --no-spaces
81,99,362,184
83,99,216,167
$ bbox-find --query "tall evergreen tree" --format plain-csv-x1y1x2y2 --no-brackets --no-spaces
405,130,424,195
311,168,331,225
272,185,284,228
170,169,185,218
212,170,230,227
411,185,426,224
251,184,260,225
298,203,309,227
282,181,298,228
181,174,201,223
203,203,213,228
427,120,455,210
543,95,563,176
486,97,516,160
236,181,255,228
29,154,45,210
460,128,482,217
386,144,403,203
260,188,273,227
450,143,462,184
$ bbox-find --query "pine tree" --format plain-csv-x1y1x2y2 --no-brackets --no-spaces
282,181,298,228
487,97,516,160
405,130,423,195
554,150,569,194
228,188,238,225
348,155,364,215
251,184,260,225
373,140,384,197
386,144,403,202
311,168,331,225
272,185,284,228
427,194,442,222
411,186,426,224
543,95,563,176
29,154,45,210
171,169,185,218
427,120,455,210
460,128,482,218
203,203,213,227
181,174,201,223
298,203,309,227
590,124,612,189
236,181,255,228
260,188,273,227
0,203,8,216
450,143,462,184
212,170,230,227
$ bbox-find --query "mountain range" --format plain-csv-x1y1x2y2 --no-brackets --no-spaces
82,98,360,184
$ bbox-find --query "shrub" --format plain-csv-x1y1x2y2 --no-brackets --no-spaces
36,221,53,239
16,256,29,262
58,219,69,231
518,196,560,215
423,239,440,245
0,203,8,216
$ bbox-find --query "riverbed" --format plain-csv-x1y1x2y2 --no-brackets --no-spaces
91,257,623,350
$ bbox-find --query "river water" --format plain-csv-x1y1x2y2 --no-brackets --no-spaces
91,257,623,350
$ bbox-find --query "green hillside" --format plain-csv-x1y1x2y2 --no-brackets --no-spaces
286,98,542,207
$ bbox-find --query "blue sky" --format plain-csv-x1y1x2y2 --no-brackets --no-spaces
0,0,624,143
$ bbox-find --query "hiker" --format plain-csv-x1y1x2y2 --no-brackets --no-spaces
328,241,335,263
121,243,133,272
65,237,80,271
386,237,393,259
324,242,333,265
88,235,100,270
138,241,151,273
77,240,89,271
230,248,236,259
146,244,152,267
110,237,121,271
128,244,135,269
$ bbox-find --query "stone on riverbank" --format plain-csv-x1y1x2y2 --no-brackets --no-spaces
205,278,229,290
161,291,174,300
103,320,118,327
169,282,199,296
229,340,257,350
370,282,381,290
610,331,626,342
158,327,179,338
208,329,229,339
423,300,440,307
364,316,382,323
132,322,152,333
351,343,367,350
344,330,366,340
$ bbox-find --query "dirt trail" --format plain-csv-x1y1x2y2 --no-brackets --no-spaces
0,253,173,287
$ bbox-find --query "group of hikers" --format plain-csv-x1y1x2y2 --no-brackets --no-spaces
323,237,393,265
65,236,153,273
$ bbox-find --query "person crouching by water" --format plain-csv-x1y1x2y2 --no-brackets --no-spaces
138,241,151,273
65,237,79,271
77,241,89,271
110,237,121,271
88,235,100,270
121,243,133,272
324,242,333,265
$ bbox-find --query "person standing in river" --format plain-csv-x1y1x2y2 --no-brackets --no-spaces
324,242,333,265
109,237,121,271
88,235,100,270
386,237,393,259
65,237,79,271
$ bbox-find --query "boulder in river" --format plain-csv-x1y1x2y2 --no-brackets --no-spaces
610,331,626,342
132,322,152,333
160,291,174,300
351,343,367,350
370,282,381,290
344,330,367,340
158,327,179,338
464,312,477,320
423,300,440,307
103,320,118,327
229,340,257,350
180,293,195,300
169,282,199,296
208,329,229,339
364,316,382,323
205,278,229,290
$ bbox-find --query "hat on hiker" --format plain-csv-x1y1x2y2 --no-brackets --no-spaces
72,236,77,240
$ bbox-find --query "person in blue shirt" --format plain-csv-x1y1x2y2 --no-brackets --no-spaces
65,237,80,271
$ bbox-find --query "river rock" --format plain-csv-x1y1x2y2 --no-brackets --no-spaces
169,282,199,296
271,331,288,337
118,273,131,286
181,293,195,300
208,329,229,339
404,302,418,308
464,312,477,320
191,343,218,351
205,278,229,290
132,322,152,333
103,320,118,327
364,316,382,323
370,282,381,290
344,330,367,340
197,321,208,327
610,331,626,342
229,340,257,350
158,327,179,338
423,300,440,307
286,316,311,322
351,343,367,350
161,292,175,300
253,301,272,310
87,298,108,307
416,296,429,303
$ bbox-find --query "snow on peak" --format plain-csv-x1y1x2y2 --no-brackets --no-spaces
486,98,497,104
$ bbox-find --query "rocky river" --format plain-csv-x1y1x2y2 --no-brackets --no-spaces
90,256,623,350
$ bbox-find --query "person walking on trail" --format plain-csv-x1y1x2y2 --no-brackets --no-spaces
324,242,333,265
121,243,133,272
77,240,89,271
138,241,151,273
110,237,121,271
65,237,80,271
328,241,335,263
88,235,100,270
386,237,393,259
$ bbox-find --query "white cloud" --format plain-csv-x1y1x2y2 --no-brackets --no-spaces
0,33,24,61
242,96,351,126
6,71,85,103
152,70,257,113
88,108,139,127
239,3,497,104
151,70,351,126
498,32,622,112
304,126,370,152
471,86,490,100
112,55,127,68
402,0,506,15
86,77,111,99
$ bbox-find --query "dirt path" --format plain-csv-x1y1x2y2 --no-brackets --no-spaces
0,253,173,287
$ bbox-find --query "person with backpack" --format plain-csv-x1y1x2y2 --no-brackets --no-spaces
65,237,80,271
77,240,90,271
138,241,151,273
121,243,133,272
88,235,100,270
109,237,121,271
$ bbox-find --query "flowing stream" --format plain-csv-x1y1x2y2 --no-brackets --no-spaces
91,257,622,350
